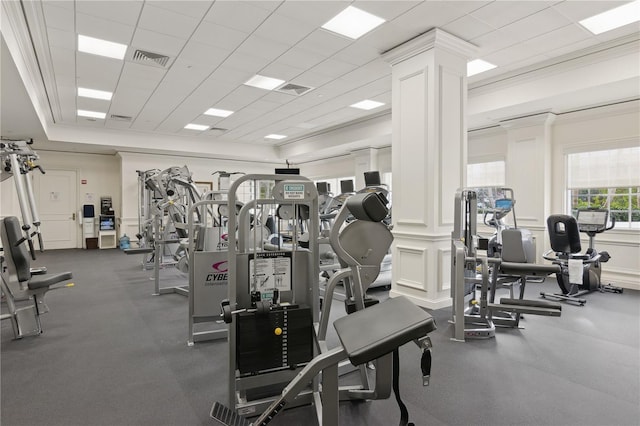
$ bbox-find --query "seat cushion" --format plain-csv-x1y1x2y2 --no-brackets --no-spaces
334,296,436,366
28,272,73,290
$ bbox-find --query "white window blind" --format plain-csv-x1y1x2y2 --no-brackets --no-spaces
467,161,505,187
568,147,640,189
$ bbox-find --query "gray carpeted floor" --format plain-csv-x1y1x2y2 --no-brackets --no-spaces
2,248,639,426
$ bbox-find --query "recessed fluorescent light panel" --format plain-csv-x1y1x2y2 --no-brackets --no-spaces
467,59,497,77
579,0,640,35
78,87,112,101
78,35,127,60
244,75,285,91
184,123,209,131
77,109,106,119
322,6,386,39
350,100,385,110
204,108,234,117
265,134,287,140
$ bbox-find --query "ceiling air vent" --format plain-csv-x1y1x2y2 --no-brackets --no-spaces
110,114,132,122
208,127,228,135
130,49,171,68
276,83,314,96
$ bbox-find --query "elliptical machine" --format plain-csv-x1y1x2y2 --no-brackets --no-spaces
542,208,623,306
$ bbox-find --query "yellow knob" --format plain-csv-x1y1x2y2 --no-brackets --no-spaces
274,327,282,336
471,300,478,305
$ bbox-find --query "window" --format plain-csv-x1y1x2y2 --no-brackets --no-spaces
567,147,640,229
467,160,505,188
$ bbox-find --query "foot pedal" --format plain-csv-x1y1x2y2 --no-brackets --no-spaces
210,402,250,426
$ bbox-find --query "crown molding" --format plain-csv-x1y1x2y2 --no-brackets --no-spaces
469,34,640,96
381,28,477,66
1,1,55,131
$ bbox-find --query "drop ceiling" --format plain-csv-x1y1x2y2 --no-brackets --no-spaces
1,0,639,163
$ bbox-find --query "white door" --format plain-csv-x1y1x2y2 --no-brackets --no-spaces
33,170,78,249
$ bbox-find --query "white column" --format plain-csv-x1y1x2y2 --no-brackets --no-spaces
351,147,380,189
382,29,476,309
500,113,556,261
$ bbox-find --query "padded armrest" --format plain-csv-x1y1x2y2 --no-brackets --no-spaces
334,296,436,366
500,262,560,276
28,272,73,290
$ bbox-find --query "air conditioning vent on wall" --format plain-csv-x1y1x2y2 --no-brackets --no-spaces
129,49,171,68
276,83,314,96
110,114,133,122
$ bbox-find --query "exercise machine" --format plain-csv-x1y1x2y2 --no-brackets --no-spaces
1,139,45,260
541,209,622,305
211,178,435,425
450,189,561,342
1,217,73,338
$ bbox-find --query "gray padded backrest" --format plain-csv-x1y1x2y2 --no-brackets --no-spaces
1,217,31,282
501,228,535,263
346,192,388,222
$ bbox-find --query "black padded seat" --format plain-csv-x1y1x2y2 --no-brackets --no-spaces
334,296,436,366
500,262,560,276
28,272,73,290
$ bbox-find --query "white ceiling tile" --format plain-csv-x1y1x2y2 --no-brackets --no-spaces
290,70,334,88
444,1,494,15
354,1,422,21
179,40,230,69
391,1,462,32
443,14,495,41
191,21,250,50
338,61,390,86
46,27,75,50
471,1,555,29
470,29,519,57
236,36,292,61
151,1,214,18
75,1,143,27
76,53,123,90
500,7,572,43
253,12,316,46
43,1,74,10
42,3,75,31
332,43,380,67
49,46,75,80
76,13,136,45
523,24,593,55
260,62,307,81
358,21,420,52
222,52,272,74
274,1,347,27
118,62,166,91
277,48,326,69
482,43,547,67
295,29,353,58
203,1,272,33
110,87,152,117
130,28,187,57
310,58,359,78
138,4,201,39
261,91,300,105
552,1,629,22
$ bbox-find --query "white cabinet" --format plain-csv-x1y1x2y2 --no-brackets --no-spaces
99,230,117,249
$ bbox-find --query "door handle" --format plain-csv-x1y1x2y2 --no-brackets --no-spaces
71,213,76,221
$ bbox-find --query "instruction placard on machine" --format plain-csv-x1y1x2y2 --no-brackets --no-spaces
249,251,292,294
283,184,305,200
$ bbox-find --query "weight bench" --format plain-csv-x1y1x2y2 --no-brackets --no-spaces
211,296,436,426
1,216,73,338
